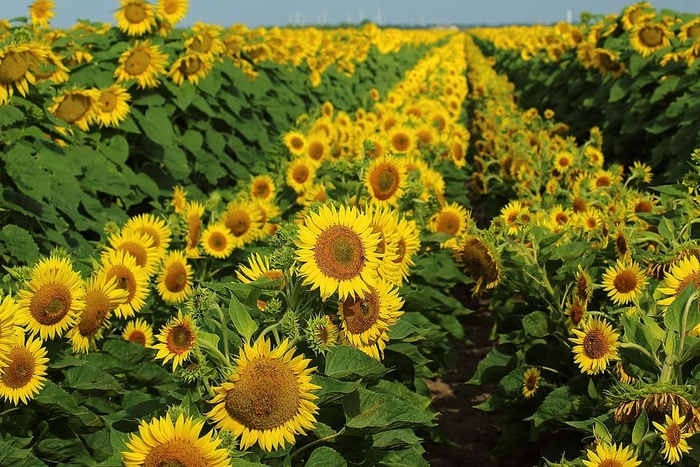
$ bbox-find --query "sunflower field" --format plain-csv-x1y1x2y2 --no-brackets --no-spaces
1,0,700,466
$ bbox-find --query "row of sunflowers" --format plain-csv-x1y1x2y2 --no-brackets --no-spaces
0,2,479,465
464,29,700,465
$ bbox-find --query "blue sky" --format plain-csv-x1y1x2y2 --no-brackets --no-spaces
4,1,700,28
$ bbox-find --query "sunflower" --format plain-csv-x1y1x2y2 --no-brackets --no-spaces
66,274,128,353
591,48,627,78
601,258,648,306
170,185,188,214
206,338,320,451
201,222,236,259
48,88,101,132
100,249,150,319
254,199,281,237
304,314,339,354
630,22,672,57
364,154,407,207
154,310,198,370
0,296,20,366
657,255,700,307
621,2,653,30
28,49,69,85
571,316,620,375
115,40,168,89
94,84,131,127
220,200,264,249
366,205,402,285
155,0,189,25
500,200,529,235
185,23,225,58
679,18,700,43
168,51,213,86
122,318,154,347
575,207,604,234
553,151,574,172
387,125,415,155
123,213,172,257
582,443,641,467
0,334,49,405
114,0,157,37
17,256,85,341
652,405,692,464
29,0,55,29
305,134,329,163
299,182,332,207
576,265,594,305
522,367,540,399
428,202,471,247
286,158,317,194
565,298,587,329
250,174,276,201
295,204,381,301
236,253,285,288
0,43,49,105
338,279,403,358
283,130,306,157
156,250,193,304
452,234,501,296
183,200,205,258
103,229,161,277
391,216,421,284
122,413,231,467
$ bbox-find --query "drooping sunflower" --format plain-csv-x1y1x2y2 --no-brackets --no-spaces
167,51,213,86
66,274,128,353
122,318,154,347
115,40,169,89
571,316,620,375
201,222,236,259
183,200,205,258
48,88,101,132
249,174,276,202
17,256,85,341
522,367,541,399
122,413,231,467
657,255,700,307
156,250,193,304
29,0,55,29
286,157,317,194
582,443,641,467
0,295,20,366
652,404,692,464
94,84,131,127
155,0,189,25
153,310,198,370
428,202,472,247
591,48,627,78
295,204,381,301
206,338,320,452
220,200,264,249
0,43,49,105
364,154,407,207
337,279,403,359
103,229,161,277
365,205,402,285
452,234,501,296
170,185,188,214
99,248,150,319
601,258,648,306
123,213,172,257
236,252,285,288
114,0,157,37
391,216,421,284
630,21,673,57
0,333,49,405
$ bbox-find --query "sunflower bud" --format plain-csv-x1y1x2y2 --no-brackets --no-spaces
280,310,300,340
304,314,339,355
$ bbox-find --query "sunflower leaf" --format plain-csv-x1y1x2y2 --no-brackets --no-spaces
324,345,387,381
663,284,698,334
228,291,258,343
306,447,347,467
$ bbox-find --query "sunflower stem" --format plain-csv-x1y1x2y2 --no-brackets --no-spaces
633,431,659,458
291,428,345,460
198,337,231,371
674,290,698,382
211,302,230,362
0,407,20,417
618,342,662,372
353,166,365,205
259,322,281,341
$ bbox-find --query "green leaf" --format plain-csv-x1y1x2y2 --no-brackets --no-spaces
228,292,258,342
34,381,103,427
467,344,516,385
305,447,347,467
657,217,675,239
0,105,25,127
664,284,698,333
632,409,648,444
522,311,549,337
312,374,361,404
526,386,581,428
618,342,662,374
63,364,125,393
324,345,387,381
181,129,203,154
608,80,627,103
0,224,39,265
593,421,611,444
134,106,174,147
343,387,435,434
0,442,45,467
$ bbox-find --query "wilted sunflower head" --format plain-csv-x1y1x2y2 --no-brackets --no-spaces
452,234,501,296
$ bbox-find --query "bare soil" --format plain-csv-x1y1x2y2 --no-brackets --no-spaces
423,294,541,467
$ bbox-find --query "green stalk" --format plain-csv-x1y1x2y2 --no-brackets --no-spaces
211,302,230,362
290,428,345,460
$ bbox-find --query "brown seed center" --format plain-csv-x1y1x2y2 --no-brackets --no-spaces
640,25,664,47
583,329,610,359
99,91,117,112
124,49,150,76
163,0,179,14
437,212,461,235
665,422,682,447
371,164,399,200
613,269,638,294
124,3,147,23
30,283,72,325
342,289,380,335
223,358,300,430
208,232,227,251
78,289,111,336
167,324,194,354
391,133,410,152
314,225,365,281
226,210,250,237
55,94,90,124
165,262,188,293
189,34,212,54
293,165,309,183
1,347,35,389
0,52,28,84
128,331,146,346
143,440,206,467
